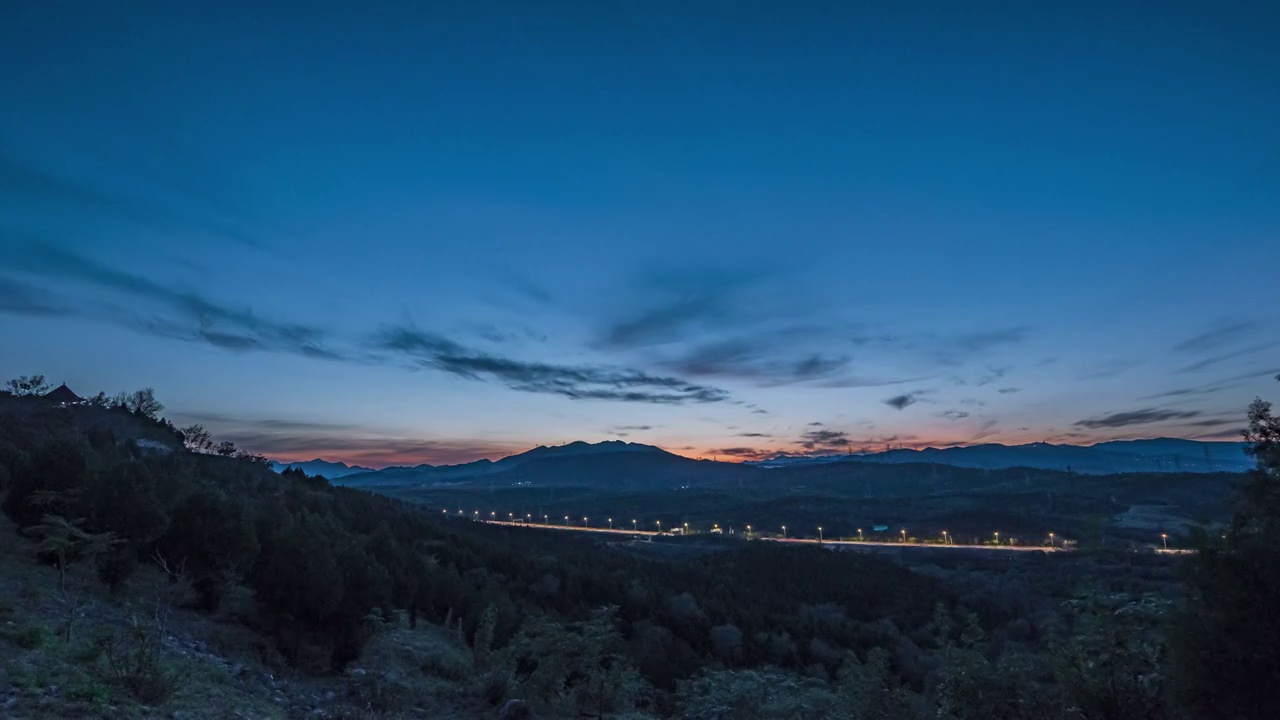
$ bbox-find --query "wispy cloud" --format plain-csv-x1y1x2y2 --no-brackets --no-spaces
1138,367,1280,400
997,387,1021,394
1173,321,1262,353
1075,408,1202,429
0,149,267,249
1176,342,1279,374
6,239,340,358
374,325,729,405
0,275,66,316
936,410,970,421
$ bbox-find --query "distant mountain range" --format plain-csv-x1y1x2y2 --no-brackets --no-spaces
272,437,1255,490
272,459,375,478
748,438,1253,475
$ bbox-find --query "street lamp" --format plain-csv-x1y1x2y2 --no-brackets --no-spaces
746,524,752,537
857,528,863,541
508,512,513,521
942,530,949,546
782,525,787,539
900,528,907,543
818,526,823,543
608,518,613,530
683,522,689,534
656,520,662,533
564,515,569,526
632,519,637,531
994,531,1000,546
1048,532,1055,548
1161,533,1168,550
583,516,588,528
542,514,548,524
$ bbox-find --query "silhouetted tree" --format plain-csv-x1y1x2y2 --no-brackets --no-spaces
125,388,164,420
1174,382,1280,719
5,374,50,396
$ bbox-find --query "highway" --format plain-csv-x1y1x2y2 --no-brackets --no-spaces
475,519,1069,552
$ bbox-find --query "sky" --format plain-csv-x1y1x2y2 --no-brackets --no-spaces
2,1,1278,467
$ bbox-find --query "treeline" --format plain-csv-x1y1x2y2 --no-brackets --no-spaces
3,374,1279,718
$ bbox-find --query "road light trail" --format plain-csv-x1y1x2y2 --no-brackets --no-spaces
474,520,1071,552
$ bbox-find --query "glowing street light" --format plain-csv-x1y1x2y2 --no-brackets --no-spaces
782,525,787,539
857,528,864,541
564,515,569,526
746,524,752,537
632,519,638,531
942,530,949,546
1048,532,1055,548
900,528,907,543
994,531,1000,546
583,516,589,528
608,518,613,530
656,520,662,532
490,511,496,519
818,526,824,543
542,514,548,524
1161,533,1168,550
508,512,514,521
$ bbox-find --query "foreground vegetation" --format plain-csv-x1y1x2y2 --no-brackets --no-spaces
2,372,1278,718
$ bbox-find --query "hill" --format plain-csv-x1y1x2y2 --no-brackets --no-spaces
751,438,1252,474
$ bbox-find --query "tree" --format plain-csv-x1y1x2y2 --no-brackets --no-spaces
5,374,50,396
1173,380,1280,719
24,514,117,642
125,388,164,420
1053,590,1169,720
180,424,214,453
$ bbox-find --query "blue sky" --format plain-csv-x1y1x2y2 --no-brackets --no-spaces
2,1,1277,466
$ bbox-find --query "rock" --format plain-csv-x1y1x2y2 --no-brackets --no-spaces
498,698,532,720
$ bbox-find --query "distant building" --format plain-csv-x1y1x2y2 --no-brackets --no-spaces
43,383,84,406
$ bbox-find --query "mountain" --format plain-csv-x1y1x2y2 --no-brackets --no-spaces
749,438,1252,475
336,440,674,487
272,458,374,478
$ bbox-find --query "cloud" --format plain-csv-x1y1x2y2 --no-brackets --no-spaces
374,325,730,405
1138,368,1280,400
736,432,772,438
597,270,762,349
884,391,929,410
660,338,856,386
1173,321,1262,353
937,410,970,421
6,240,338,358
1180,418,1243,428
970,419,1000,441
1077,359,1139,380
0,149,266,249
1176,342,1280,374
973,366,1012,386
799,428,851,449
0,275,67,316
1194,428,1246,440
711,447,772,460
1074,408,1202,429
952,327,1030,353
997,387,1021,394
